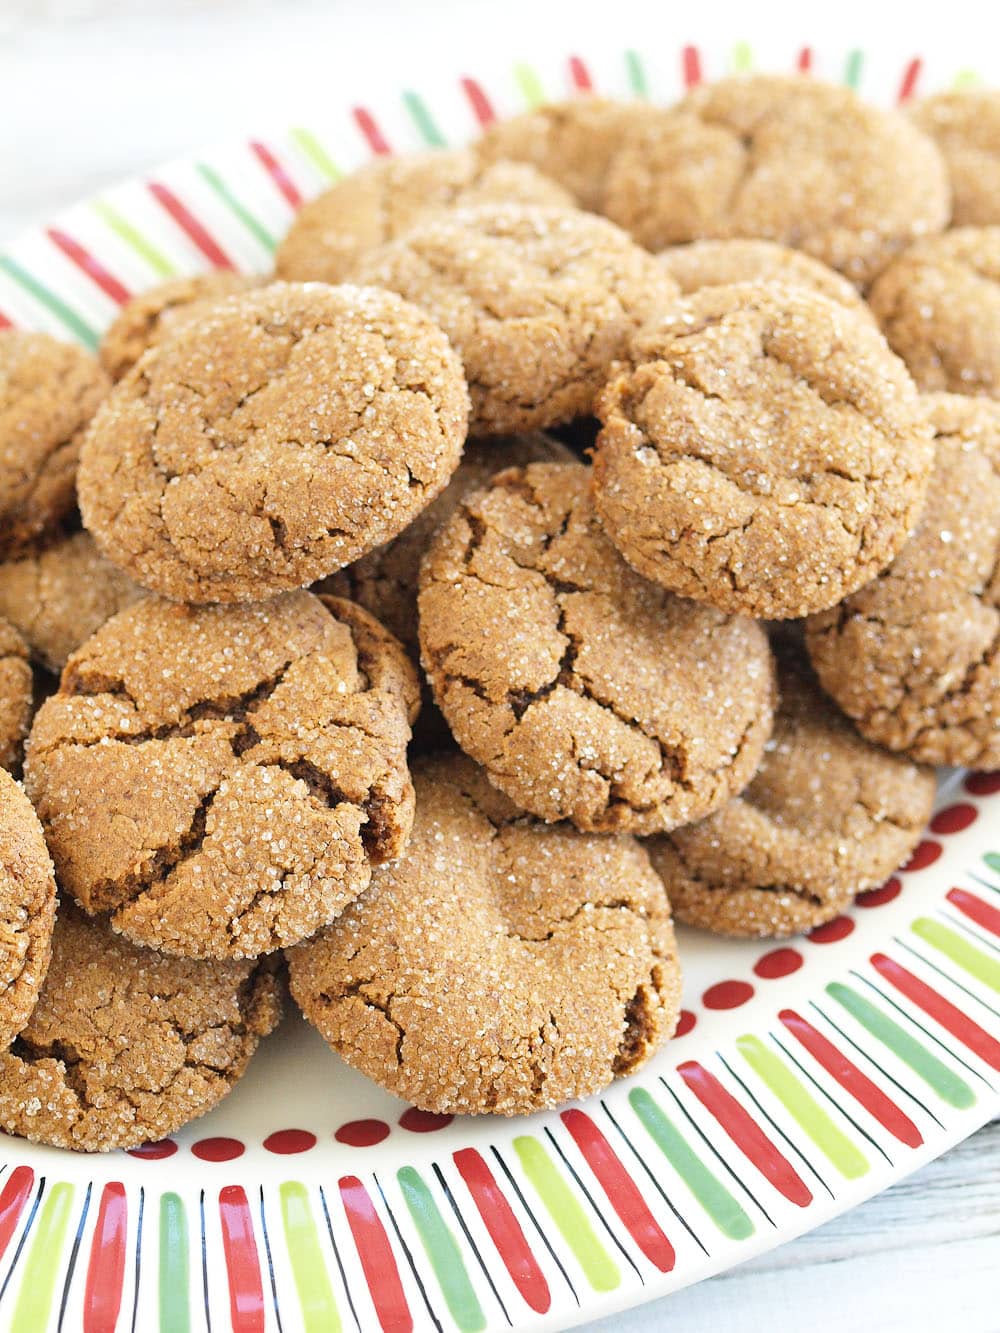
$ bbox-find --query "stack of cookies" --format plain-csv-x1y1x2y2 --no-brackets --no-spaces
1,73,998,1150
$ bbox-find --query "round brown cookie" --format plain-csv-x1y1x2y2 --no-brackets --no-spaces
25,590,419,959
352,204,679,435
0,529,142,674
0,769,57,1047
868,228,1000,397
419,461,774,833
99,272,263,380
0,907,281,1151
806,393,1000,768
647,651,936,939
0,331,109,559
909,91,1000,226
275,148,572,285
287,753,681,1116
474,97,667,212
593,282,933,619
78,282,469,603
658,239,871,315
603,76,949,284
0,618,32,773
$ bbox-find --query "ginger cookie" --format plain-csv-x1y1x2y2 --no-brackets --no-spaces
603,76,949,284
593,282,933,619
99,272,263,380
287,753,681,1116
868,228,1000,397
806,393,1000,768
910,90,1000,226
475,97,667,212
419,461,774,833
25,590,419,959
0,769,57,1047
658,238,871,315
0,618,32,773
0,529,142,673
352,204,679,435
0,330,109,559
647,650,936,939
78,282,469,603
275,147,572,285
0,907,281,1152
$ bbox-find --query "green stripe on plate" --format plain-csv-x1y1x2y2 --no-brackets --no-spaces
279,1182,341,1332
625,49,649,97
0,255,98,348
290,128,342,181
732,41,754,73
196,163,276,252
912,918,1000,993
953,68,981,88
397,1167,485,1331
843,48,864,89
628,1087,754,1239
514,62,546,109
827,982,976,1109
513,1135,620,1291
737,1035,868,1179
403,91,448,148
159,1192,190,1333
9,1182,74,1333
93,200,177,277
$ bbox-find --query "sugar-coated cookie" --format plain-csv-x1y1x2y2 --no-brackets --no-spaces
910,90,1000,226
0,768,57,1046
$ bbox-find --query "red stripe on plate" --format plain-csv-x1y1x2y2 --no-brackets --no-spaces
250,141,302,209
797,46,813,73
46,228,131,304
339,1176,412,1333
0,309,13,329
0,1167,34,1261
461,77,497,126
682,45,703,88
353,107,392,156
947,887,1000,937
568,56,594,92
897,57,923,102
219,1186,265,1333
83,1183,127,1333
871,953,1000,1072
148,181,235,269
453,1149,551,1313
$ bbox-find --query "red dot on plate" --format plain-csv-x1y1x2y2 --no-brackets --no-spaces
127,1139,177,1161
674,1008,696,1037
398,1109,454,1133
930,803,978,835
702,980,754,1010
965,771,1000,796
191,1136,245,1163
809,915,855,944
754,947,804,979
263,1129,317,1155
335,1119,390,1147
901,839,943,872
856,876,902,908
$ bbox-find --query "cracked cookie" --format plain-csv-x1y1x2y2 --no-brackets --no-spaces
77,282,470,603
275,147,572,285
602,75,949,284
0,528,142,673
25,589,419,959
0,906,282,1151
910,90,1000,227
0,769,57,1047
418,461,774,833
647,648,936,938
868,228,1000,397
287,753,681,1115
0,330,109,559
99,272,263,380
0,618,32,773
352,204,679,435
593,282,934,619
474,97,667,212
806,394,1000,768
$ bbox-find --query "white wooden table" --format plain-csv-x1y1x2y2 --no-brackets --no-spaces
2,3,997,1328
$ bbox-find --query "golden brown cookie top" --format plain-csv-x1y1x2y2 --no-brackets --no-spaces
99,272,263,380
78,282,470,603
275,147,572,285
419,461,774,833
287,752,681,1116
353,204,679,435
658,238,871,314
910,90,1000,226
0,907,281,1151
25,590,418,958
647,649,936,939
0,617,32,774
0,768,57,1047
0,529,142,673
593,282,933,619
603,75,949,283
868,227,1000,396
806,393,1000,768
475,96,668,212
0,330,109,559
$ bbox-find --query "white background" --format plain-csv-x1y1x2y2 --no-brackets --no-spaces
2,2,998,1329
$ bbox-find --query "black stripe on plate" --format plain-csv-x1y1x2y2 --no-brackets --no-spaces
373,1173,443,1333
431,1162,512,1325
56,1180,92,1331
490,1146,580,1305
317,1184,360,1333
